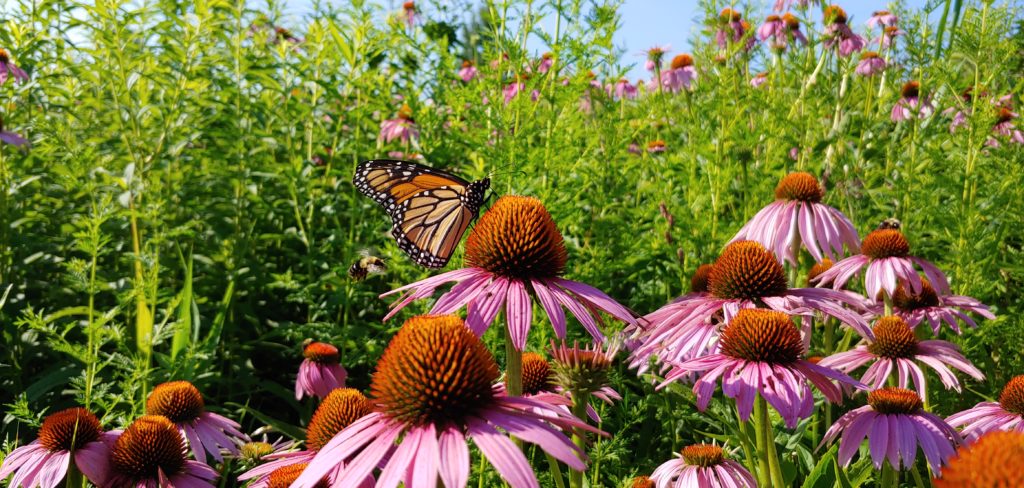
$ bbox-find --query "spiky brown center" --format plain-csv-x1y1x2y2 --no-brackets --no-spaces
397,103,414,121
0,50,9,64
305,388,373,451
303,342,340,364
998,107,1015,124
775,172,824,202
709,241,788,300
38,408,102,452
874,10,891,16
110,415,187,480
935,431,1024,487
861,229,911,259
766,14,781,22
670,54,693,70
647,140,666,151
691,264,714,293
681,444,725,467
403,1,415,11
825,5,847,23
807,259,834,286
999,376,1024,416
240,441,274,461
630,476,656,488
720,309,803,364
464,196,567,280
371,315,499,426
892,278,940,311
902,81,921,98
884,26,900,36
268,463,329,488
145,381,204,423
549,342,615,396
868,388,923,414
867,316,919,358
861,51,880,60
783,13,800,29
521,352,554,395
720,8,741,22
462,60,474,68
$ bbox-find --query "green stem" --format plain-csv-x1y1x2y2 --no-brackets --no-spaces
752,398,770,487
735,406,758,480
65,462,83,488
883,293,894,316
546,454,567,488
881,461,899,488
504,325,523,397
568,394,589,488
757,396,786,488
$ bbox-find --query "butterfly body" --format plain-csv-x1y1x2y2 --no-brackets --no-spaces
354,159,489,268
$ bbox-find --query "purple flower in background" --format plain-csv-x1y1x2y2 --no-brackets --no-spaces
662,309,864,428
947,375,1024,441
537,52,554,74
867,10,898,29
821,387,961,472
295,341,348,400
400,1,419,29
823,6,866,57
610,78,638,100
646,140,667,153
0,116,28,148
0,408,114,488
750,72,768,88
104,415,220,487
0,49,29,84
458,60,478,82
145,380,248,465
379,104,419,144
773,0,813,11
759,14,806,49
292,315,603,488
892,81,933,121
503,77,539,103
238,388,375,488
819,316,984,399
855,51,886,76
627,142,642,155
731,172,860,266
882,26,905,48
716,9,750,50
381,196,636,350
992,106,1024,145
813,228,951,300
631,241,871,370
878,278,995,335
653,54,697,92
644,45,670,71
650,444,756,488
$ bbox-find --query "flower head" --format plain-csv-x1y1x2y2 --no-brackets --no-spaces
653,54,698,92
0,408,114,488
819,316,984,399
934,431,1024,487
380,104,419,144
630,475,655,488
646,140,667,153
400,1,419,29
382,196,636,350
650,444,756,487
892,81,934,121
814,228,950,300
145,380,248,464
644,45,670,71
458,60,478,82
292,315,602,488
549,340,619,396
296,341,348,400
882,26,905,48
732,172,860,266
856,51,886,76
947,375,1024,441
882,278,995,334
867,10,898,29
0,48,29,84
106,415,218,487
0,116,29,148
822,388,961,471
663,309,863,427
823,6,865,56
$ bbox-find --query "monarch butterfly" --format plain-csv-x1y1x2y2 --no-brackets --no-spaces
353,159,490,268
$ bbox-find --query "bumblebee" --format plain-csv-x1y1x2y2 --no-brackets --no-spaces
348,251,386,281
878,218,901,230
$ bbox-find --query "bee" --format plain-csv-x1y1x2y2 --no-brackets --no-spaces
877,218,901,230
348,250,386,281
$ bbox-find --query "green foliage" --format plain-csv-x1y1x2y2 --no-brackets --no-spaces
1,0,1022,486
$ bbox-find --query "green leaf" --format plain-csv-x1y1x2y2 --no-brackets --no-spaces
802,445,838,488
171,248,195,360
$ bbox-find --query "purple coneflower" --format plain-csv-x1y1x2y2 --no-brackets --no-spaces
237,435,298,466
381,195,636,350
238,388,375,488
654,54,696,92
731,172,860,266
819,316,984,399
630,475,655,488
292,315,601,488
400,1,419,29
880,278,994,334
821,387,961,472
537,52,554,74
295,341,348,400
379,104,419,144
610,78,638,100
0,116,28,147
663,309,863,427
457,60,478,82
759,14,806,49
715,9,751,50
0,49,29,84
548,340,623,418
814,228,951,300
503,75,539,103
632,241,871,369
750,72,768,88
145,380,248,465
105,415,219,487
520,351,618,423
823,6,866,57
0,408,114,488
773,0,814,11
646,140,667,153
934,430,1024,486
892,81,934,121
627,142,642,155
856,51,886,76
644,45,670,72
947,375,1024,442
991,106,1024,145
867,10,898,29
627,265,715,373
650,444,756,488
882,26,905,48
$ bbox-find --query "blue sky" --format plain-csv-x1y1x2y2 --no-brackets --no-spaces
281,1,933,78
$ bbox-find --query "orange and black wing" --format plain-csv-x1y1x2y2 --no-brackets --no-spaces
353,159,489,268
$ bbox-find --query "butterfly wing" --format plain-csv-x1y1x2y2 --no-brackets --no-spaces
354,159,488,268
